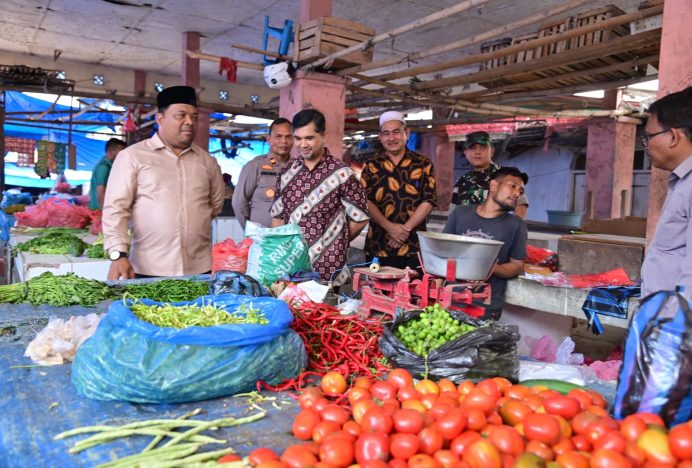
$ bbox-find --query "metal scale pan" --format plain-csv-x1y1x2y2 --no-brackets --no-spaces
417,231,503,281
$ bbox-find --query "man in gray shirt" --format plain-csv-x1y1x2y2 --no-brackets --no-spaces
443,166,528,319
640,86,692,299
232,118,292,229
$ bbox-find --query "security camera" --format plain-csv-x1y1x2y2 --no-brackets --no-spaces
263,62,293,89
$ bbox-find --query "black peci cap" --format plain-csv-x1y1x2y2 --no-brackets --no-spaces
156,85,197,110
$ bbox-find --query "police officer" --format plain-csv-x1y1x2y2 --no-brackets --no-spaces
232,118,292,229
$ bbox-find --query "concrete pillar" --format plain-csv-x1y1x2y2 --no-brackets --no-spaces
279,70,347,158
181,31,209,151
421,128,455,211
646,0,692,241
584,117,637,219
300,0,332,22
134,70,146,98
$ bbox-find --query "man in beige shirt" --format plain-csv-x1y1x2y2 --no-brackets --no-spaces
103,86,225,279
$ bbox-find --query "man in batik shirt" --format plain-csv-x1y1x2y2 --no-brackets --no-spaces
271,109,369,286
451,131,528,219
360,111,437,270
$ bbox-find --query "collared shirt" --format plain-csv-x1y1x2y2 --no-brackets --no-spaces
641,155,692,299
232,154,290,229
270,149,369,285
451,163,529,207
103,133,225,276
360,150,437,258
89,157,112,210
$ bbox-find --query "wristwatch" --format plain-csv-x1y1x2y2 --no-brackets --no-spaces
109,251,128,261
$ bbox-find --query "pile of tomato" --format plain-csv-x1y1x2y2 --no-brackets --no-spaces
223,369,692,467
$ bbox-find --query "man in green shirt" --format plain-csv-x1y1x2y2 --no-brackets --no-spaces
89,138,126,210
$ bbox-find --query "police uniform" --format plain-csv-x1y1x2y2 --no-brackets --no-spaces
232,154,290,229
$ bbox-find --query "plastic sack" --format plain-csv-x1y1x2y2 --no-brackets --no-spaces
613,287,692,426
525,245,559,271
210,271,270,297
1,190,32,210
379,309,520,383
526,335,557,362
212,238,253,273
524,268,634,289
89,210,102,235
24,313,103,365
245,221,311,286
519,360,597,387
72,293,307,403
15,198,91,228
0,213,16,242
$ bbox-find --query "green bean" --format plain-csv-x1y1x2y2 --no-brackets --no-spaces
130,301,269,328
69,430,222,454
162,411,265,448
124,280,210,302
0,272,114,306
96,443,200,468
145,447,236,467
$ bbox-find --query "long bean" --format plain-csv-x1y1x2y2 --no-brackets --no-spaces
96,443,200,468
130,301,268,328
0,272,113,306
70,429,223,454
123,279,210,302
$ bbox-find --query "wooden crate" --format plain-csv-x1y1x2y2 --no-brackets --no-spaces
295,16,375,70
537,17,572,57
509,32,540,64
570,5,630,49
479,37,512,71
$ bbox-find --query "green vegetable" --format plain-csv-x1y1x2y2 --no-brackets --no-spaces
521,379,586,395
394,303,476,356
0,272,113,306
14,231,87,256
130,301,269,328
85,234,108,259
123,279,210,302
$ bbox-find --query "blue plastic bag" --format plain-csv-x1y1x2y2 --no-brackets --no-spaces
1,190,32,210
72,294,307,403
0,213,16,242
613,287,692,426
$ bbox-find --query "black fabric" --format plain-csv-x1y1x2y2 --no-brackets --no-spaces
157,85,197,110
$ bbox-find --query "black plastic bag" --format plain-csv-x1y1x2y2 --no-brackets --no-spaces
613,287,692,426
210,270,271,297
379,309,520,383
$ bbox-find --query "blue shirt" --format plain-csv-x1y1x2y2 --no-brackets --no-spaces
641,155,692,299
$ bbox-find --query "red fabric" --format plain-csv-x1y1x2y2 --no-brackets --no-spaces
212,238,252,273
218,57,238,83
567,268,633,289
122,110,137,133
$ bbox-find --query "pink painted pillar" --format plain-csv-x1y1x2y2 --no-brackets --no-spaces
300,0,332,22
584,117,636,219
421,129,455,211
134,70,146,98
646,0,692,241
279,70,347,159
182,31,209,151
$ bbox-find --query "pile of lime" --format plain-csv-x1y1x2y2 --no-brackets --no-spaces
394,303,476,356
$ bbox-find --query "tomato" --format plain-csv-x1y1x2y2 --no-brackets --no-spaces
390,433,420,460
465,408,488,431
448,431,480,457
623,441,646,466
416,379,440,395
354,376,373,389
372,381,399,401
457,380,475,395
321,404,350,425
438,378,458,394
522,394,545,412
487,425,524,456
554,415,573,439
440,390,461,403
324,430,356,444
584,419,619,445
256,461,288,468
505,384,530,400
524,413,561,446
298,386,324,410
436,408,467,440
476,379,502,400
566,389,593,411
419,427,444,455
319,437,355,467
633,412,665,427
637,428,677,464
487,412,502,426
401,398,427,414
570,434,592,452
437,394,460,409
397,387,422,402
539,389,563,401
586,389,607,408
219,454,243,463
343,420,362,438
555,451,590,468
282,444,319,468
570,411,599,435
313,397,330,413
362,407,394,434
669,422,692,460
594,431,627,453
430,403,453,421
382,398,401,416
312,420,341,443
590,448,631,468
361,461,389,468
420,393,439,410
387,368,414,389
551,438,575,456
499,399,532,426
321,371,347,396
463,439,502,468
620,414,647,443
353,399,379,424
462,389,496,415
392,408,425,434
434,449,459,467
389,459,408,468
355,432,390,464
408,453,441,468
524,440,555,462
349,386,372,405
543,396,580,420
513,452,546,468
292,409,321,440
249,448,280,466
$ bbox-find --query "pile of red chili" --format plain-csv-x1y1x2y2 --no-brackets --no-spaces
257,302,391,392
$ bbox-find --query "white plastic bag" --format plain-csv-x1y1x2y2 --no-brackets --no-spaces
24,313,103,365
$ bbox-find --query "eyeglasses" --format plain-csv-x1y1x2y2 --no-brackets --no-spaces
640,129,670,147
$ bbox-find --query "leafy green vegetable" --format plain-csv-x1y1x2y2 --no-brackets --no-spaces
85,234,108,259
0,272,114,306
14,231,87,256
